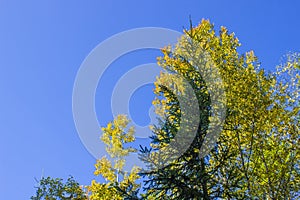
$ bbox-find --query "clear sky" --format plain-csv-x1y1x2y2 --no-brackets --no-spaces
0,0,299,199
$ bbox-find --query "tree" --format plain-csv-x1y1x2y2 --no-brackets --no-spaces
88,115,141,200
31,176,88,200
140,20,299,199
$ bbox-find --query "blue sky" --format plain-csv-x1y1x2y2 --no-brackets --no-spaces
0,0,299,199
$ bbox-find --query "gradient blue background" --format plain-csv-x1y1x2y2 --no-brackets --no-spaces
0,0,299,198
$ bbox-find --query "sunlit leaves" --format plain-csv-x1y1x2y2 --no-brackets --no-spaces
90,115,140,199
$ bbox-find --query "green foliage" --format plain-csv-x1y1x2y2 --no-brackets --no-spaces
31,176,87,200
